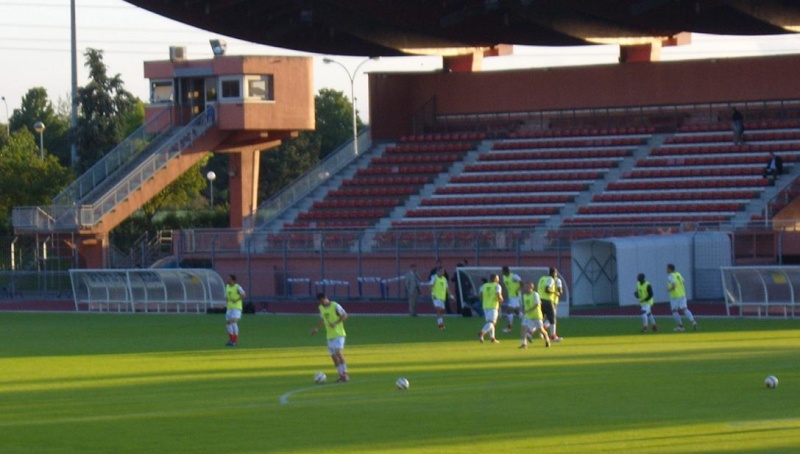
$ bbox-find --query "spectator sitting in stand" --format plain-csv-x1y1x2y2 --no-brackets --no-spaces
762,151,783,184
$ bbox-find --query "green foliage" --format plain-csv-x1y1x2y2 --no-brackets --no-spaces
74,48,139,172
123,100,146,137
315,87,363,159
257,88,358,201
141,156,212,221
0,314,798,453
0,129,73,234
0,122,8,149
259,132,320,200
112,208,228,252
8,87,71,166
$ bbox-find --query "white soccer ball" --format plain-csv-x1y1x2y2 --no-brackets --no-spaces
314,371,327,384
765,375,779,389
395,377,409,390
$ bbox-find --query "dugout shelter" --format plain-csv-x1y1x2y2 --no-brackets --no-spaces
70,268,226,313
571,232,732,307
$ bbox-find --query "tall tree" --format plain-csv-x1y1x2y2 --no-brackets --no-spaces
315,88,363,159
74,48,138,172
8,88,71,166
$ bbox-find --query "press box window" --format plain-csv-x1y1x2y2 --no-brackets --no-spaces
150,80,174,103
247,75,274,101
220,78,241,99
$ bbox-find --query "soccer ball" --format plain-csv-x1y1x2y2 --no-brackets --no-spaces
765,375,779,389
395,377,409,390
314,371,327,384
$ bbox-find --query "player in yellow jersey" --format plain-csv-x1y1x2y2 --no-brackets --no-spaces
225,275,246,346
538,267,563,342
667,264,697,332
310,292,350,382
478,274,503,343
501,266,523,333
519,282,550,348
635,273,658,333
428,267,454,330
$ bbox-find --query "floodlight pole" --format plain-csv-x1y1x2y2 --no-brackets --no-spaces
70,0,79,169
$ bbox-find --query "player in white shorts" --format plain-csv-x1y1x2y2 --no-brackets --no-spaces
310,292,350,382
667,264,697,332
478,274,503,343
501,266,523,333
519,282,551,348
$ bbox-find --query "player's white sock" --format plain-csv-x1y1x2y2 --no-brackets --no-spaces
226,324,234,335
672,312,682,325
232,323,239,335
550,324,557,337
648,314,657,326
641,312,649,327
507,314,514,325
437,317,443,325
684,309,695,323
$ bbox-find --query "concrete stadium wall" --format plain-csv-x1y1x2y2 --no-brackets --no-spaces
369,54,800,140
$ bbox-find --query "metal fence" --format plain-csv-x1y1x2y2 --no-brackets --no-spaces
0,220,789,305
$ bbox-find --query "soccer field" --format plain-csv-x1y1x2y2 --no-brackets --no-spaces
0,312,798,453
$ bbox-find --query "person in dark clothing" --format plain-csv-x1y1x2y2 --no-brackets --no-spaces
762,151,783,183
453,261,482,316
731,108,745,145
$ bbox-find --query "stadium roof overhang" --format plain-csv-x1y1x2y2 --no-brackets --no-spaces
124,0,800,57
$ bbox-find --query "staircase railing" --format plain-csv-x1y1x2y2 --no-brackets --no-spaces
13,111,215,232
109,230,173,268
78,112,215,228
52,108,173,206
250,127,371,229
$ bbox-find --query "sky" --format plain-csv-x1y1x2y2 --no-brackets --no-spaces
3,0,800,126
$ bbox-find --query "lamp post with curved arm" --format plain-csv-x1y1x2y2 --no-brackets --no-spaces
322,57,378,155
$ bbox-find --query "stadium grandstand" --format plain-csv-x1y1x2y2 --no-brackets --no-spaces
6,1,800,316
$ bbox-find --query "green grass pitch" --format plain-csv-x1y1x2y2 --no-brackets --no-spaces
0,312,798,453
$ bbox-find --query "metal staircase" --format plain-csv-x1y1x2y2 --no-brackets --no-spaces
13,110,217,234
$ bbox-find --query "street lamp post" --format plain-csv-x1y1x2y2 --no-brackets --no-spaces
322,57,378,155
33,121,45,159
206,171,217,209
1,96,8,135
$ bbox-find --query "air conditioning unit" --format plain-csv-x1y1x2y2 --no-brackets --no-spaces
169,46,186,62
